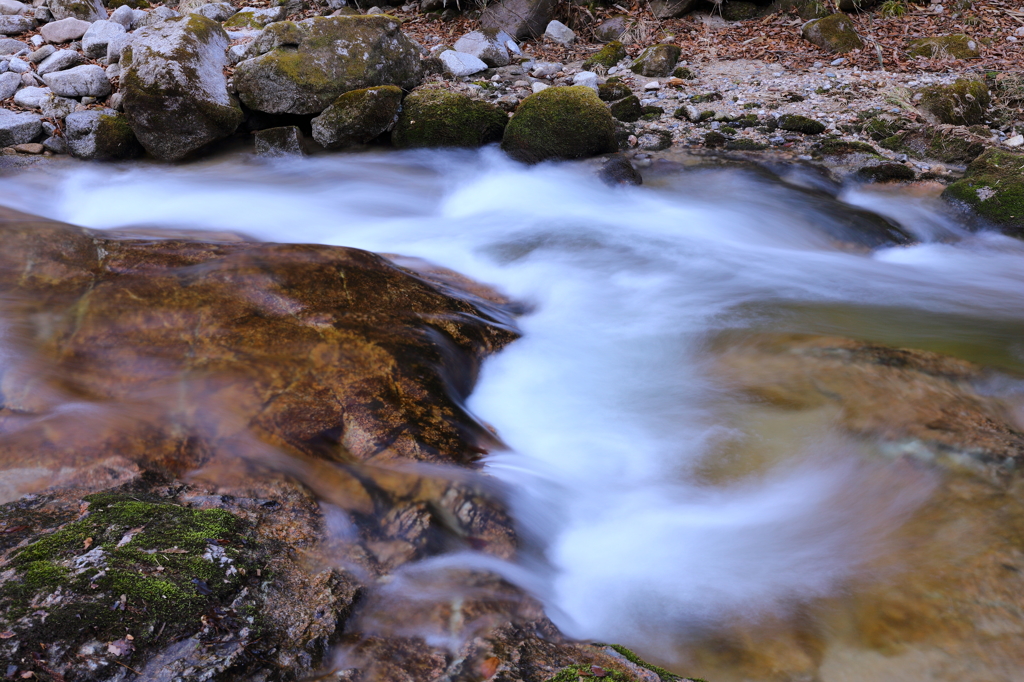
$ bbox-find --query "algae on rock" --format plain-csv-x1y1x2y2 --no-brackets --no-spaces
943,148,1024,236
392,87,508,149
502,85,618,163
234,16,423,115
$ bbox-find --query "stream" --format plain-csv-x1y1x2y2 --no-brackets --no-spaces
3,149,1024,682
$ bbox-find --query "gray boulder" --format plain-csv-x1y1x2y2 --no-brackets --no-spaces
64,109,142,159
594,15,628,42
120,14,242,160
40,92,76,118
439,49,487,77
47,0,104,22
630,44,681,77
140,6,181,26
196,2,234,21
0,14,32,34
543,19,574,46
234,16,422,115
223,6,285,29
0,69,19,98
802,13,864,53
0,37,26,53
105,31,133,63
254,125,306,156
39,17,90,42
109,4,134,28
310,84,402,149
0,107,41,146
480,0,555,40
37,48,83,74
12,85,48,107
453,29,511,68
42,63,110,97
82,19,125,59
0,0,29,15
648,0,699,17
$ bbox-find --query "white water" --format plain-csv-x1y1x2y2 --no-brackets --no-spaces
4,149,1024,662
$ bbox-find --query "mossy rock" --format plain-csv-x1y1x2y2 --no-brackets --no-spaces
392,87,507,149
48,0,104,21
599,82,631,101
673,66,694,79
943,148,1024,235
65,110,143,161
636,128,672,150
584,40,626,69
630,44,682,77
781,0,829,19
640,105,664,121
223,7,286,30
609,94,642,122
311,84,403,149
0,493,264,677
813,137,877,155
107,0,149,8
234,16,423,115
777,114,826,134
721,0,760,20
802,13,864,53
732,113,759,128
690,91,722,103
864,114,910,141
908,34,980,60
726,138,767,151
885,124,987,163
704,131,727,147
916,78,990,126
502,85,617,163
855,162,915,182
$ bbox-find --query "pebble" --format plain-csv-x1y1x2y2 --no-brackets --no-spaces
12,142,42,154
439,50,487,77
531,82,549,93
644,81,661,90
1006,134,1024,148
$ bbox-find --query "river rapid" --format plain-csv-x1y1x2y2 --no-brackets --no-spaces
3,150,1024,682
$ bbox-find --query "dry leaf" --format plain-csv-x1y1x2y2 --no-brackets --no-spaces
480,657,500,679
83,537,93,550
107,638,134,657
0,630,14,639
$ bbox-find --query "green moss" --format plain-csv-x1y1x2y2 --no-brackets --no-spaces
722,0,760,20
502,86,618,163
943,148,1024,234
720,125,738,135
0,493,262,666
814,138,878,155
917,78,990,125
599,82,631,101
864,116,907,141
607,644,683,681
908,34,980,59
392,88,507,149
802,13,864,53
610,95,642,122
107,0,149,8
690,92,722,103
855,162,915,182
631,44,682,77
777,114,826,134
733,114,760,128
726,139,768,151
641,105,665,121
704,131,727,147
673,66,695,79
584,40,626,69
547,664,630,681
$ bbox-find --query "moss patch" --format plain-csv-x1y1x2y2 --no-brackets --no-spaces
107,0,149,8
392,88,507,149
814,138,878,155
609,95,642,122
599,82,632,102
917,78,990,125
502,86,617,163
908,34,980,59
802,13,864,53
584,41,626,69
855,162,915,182
630,44,681,77
778,114,826,135
0,493,264,676
726,138,767,151
943,148,1024,235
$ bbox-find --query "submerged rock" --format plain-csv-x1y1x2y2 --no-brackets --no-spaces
392,87,507,149
120,14,242,160
501,85,618,163
233,16,422,115
943,148,1024,236
311,84,402,149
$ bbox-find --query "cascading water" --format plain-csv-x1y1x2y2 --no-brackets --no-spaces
3,149,1024,681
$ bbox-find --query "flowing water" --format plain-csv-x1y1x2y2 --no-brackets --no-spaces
3,149,1024,681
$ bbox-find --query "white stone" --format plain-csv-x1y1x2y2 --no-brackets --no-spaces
130,9,146,29
4,54,26,71
39,17,90,42
0,68,18,97
42,63,111,97
454,30,510,67
505,38,520,56
109,4,134,28
37,48,82,75
367,6,383,13
12,84,47,107
40,92,75,118
196,2,234,21
105,62,118,79
572,70,598,92
439,49,487,77
0,0,29,15
644,80,661,90
1006,134,1024,148
0,107,40,145
82,19,125,59
531,81,548,93
530,61,561,78
0,14,31,34
543,19,574,46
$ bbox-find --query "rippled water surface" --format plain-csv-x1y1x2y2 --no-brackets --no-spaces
3,149,1024,681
